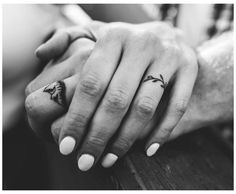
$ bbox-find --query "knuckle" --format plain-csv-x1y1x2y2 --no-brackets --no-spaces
172,99,188,117
103,25,131,42
164,41,180,55
160,40,181,64
102,29,117,41
159,127,173,141
132,31,159,50
86,134,107,149
152,126,173,144
66,111,88,131
25,94,38,118
142,31,158,44
154,129,171,144
104,89,129,113
161,127,173,135
109,25,128,37
80,73,103,97
113,136,132,154
134,96,156,119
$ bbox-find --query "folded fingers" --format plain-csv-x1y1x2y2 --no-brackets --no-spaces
25,75,78,138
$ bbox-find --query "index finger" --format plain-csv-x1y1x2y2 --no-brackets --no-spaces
58,32,124,156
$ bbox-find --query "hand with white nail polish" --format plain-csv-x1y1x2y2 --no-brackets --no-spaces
25,21,200,171
4,3,232,177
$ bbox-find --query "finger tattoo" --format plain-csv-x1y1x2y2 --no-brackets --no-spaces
144,74,168,89
43,80,66,107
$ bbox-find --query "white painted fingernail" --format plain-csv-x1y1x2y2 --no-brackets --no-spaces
101,153,118,168
59,136,76,155
146,143,160,157
78,154,95,171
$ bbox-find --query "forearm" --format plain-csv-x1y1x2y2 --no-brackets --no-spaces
172,32,233,137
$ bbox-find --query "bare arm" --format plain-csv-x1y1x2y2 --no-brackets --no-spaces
170,32,233,138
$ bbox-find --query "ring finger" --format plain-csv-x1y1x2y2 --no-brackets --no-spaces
101,61,176,168
75,45,152,171
25,74,78,139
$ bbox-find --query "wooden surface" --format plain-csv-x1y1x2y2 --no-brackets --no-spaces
43,127,233,190
111,128,233,190
4,121,233,190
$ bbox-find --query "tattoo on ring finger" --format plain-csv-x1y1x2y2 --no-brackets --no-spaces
43,80,66,107
143,74,168,89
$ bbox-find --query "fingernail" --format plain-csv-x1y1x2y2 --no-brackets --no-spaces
146,143,160,157
78,154,95,171
34,44,44,57
101,153,118,168
59,136,76,155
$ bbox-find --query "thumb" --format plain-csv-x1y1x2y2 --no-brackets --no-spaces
35,26,95,62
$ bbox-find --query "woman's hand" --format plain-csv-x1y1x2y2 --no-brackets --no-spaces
25,21,198,171
25,38,95,139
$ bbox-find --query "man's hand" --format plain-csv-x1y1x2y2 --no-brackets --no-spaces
25,38,95,139
25,21,198,171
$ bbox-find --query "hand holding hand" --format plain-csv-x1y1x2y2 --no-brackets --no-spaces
25,21,198,171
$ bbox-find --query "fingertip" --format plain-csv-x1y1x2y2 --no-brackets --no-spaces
101,153,118,168
59,136,76,155
35,44,45,58
146,143,160,157
78,154,95,171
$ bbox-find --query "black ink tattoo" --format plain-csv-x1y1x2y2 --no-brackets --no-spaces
143,74,168,89
43,80,66,107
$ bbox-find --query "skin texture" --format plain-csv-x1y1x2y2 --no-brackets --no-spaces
25,24,233,171
3,4,233,174
140,31,233,143
170,31,233,137
25,38,94,139
25,21,199,171
26,30,233,171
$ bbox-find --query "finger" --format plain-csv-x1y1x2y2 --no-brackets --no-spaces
58,32,124,158
137,83,174,140
35,26,94,61
51,115,65,144
25,38,94,96
101,63,174,168
25,60,74,96
25,74,78,138
77,45,151,171
145,65,198,157
86,21,107,39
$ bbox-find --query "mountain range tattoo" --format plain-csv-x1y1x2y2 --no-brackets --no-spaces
43,80,66,107
143,74,168,89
